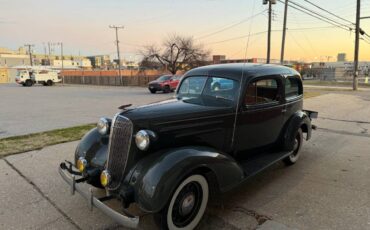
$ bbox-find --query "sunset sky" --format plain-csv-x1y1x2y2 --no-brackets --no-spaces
1,0,370,62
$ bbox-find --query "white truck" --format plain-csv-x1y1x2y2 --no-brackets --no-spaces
15,68,61,87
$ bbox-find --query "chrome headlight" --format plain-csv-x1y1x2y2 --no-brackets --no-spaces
135,130,151,151
97,117,110,135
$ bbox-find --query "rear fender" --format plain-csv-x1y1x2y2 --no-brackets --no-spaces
283,111,312,150
126,146,244,213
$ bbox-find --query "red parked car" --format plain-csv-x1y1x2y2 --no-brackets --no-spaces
148,75,181,93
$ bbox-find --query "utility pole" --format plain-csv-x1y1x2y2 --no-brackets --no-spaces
263,0,276,64
43,42,47,60
353,0,361,90
109,25,124,85
24,44,34,66
280,0,289,65
57,42,64,84
48,42,51,65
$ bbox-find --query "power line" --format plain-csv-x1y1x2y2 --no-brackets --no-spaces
277,0,354,32
207,25,341,45
303,0,355,25
196,10,267,40
208,31,270,45
289,0,354,30
287,25,340,31
244,0,257,61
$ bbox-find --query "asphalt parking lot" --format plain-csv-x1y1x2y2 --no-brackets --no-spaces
0,83,171,138
1,85,370,229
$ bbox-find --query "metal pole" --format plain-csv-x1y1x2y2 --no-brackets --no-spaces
280,0,288,65
267,0,272,64
353,0,361,90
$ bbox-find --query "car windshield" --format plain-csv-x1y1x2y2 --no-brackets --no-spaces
177,76,239,107
157,75,171,81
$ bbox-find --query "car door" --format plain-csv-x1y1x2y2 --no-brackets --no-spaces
283,75,304,123
235,75,285,152
169,76,179,90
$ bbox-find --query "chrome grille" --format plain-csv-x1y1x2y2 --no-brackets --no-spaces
106,115,133,190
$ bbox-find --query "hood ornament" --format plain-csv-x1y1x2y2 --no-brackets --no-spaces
118,104,132,110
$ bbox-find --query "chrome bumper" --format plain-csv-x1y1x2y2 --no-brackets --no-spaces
58,165,139,229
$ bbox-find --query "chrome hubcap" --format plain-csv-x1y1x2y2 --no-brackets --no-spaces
181,193,195,216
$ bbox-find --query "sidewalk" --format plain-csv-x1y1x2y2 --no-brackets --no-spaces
304,84,370,91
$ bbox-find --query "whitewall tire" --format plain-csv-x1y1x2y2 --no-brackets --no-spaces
156,174,209,230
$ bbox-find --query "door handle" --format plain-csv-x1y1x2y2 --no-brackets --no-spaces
281,109,287,113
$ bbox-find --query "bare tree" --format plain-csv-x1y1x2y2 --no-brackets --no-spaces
141,34,210,74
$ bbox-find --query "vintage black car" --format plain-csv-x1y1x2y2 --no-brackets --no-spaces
59,63,317,230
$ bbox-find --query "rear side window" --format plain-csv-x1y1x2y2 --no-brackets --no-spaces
245,78,280,106
285,76,302,99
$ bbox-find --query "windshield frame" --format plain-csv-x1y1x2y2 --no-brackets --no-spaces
176,75,240,108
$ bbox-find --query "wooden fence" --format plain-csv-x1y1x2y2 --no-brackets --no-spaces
60,70,167,86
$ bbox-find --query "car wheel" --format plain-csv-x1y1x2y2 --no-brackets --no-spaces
283,128,303,165
42,82,48,86
47,80,53,86
25,80,33,87
150,89,157,94
154,174,209,230
163,85,170,93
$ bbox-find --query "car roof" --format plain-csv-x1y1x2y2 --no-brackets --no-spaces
184,63,300,81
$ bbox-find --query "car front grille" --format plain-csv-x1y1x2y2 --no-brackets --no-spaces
106,115,133,190
149,83,159,87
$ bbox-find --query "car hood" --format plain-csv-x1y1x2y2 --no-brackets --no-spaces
120,99,234,128
149,80,162,84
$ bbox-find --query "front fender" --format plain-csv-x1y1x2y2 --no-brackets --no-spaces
283,111,312,150
127,146,244,213
75,128,108,169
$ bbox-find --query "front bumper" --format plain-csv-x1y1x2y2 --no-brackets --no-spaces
148,84,163,91
58,164,139,229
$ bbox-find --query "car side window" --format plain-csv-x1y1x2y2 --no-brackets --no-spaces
245,78,280,106
285,76,302,99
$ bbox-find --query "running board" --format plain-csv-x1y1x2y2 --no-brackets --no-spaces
239,151,291,178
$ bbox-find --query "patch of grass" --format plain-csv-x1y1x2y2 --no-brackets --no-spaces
0,124,95,157
304,91,322,99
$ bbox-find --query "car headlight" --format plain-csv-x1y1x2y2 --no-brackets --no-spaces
97,117,110,135
135,130,151,151
100,170,111,187
76,157,87,172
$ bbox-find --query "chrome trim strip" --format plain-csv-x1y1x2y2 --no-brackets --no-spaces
59,165,139,229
